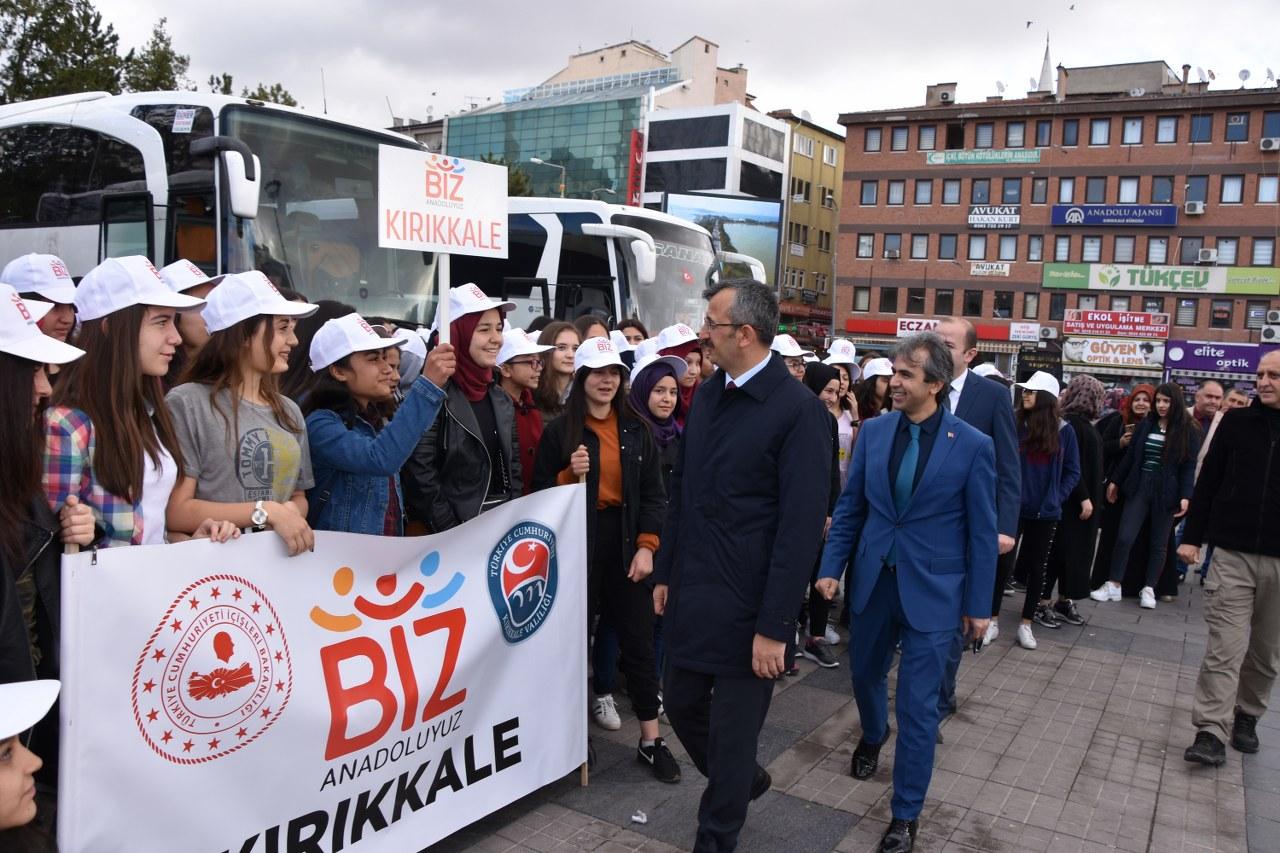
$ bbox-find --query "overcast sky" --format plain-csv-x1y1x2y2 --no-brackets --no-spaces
94,0,1278,135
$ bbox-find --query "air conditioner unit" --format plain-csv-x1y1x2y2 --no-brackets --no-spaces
1267,309,1280,325
1185,201,1206,215
1261,137,1280,152
883,249,901,259
1198,248,1219,264
1039,326,1060,340
1262,325,1280,343
939,91,953,103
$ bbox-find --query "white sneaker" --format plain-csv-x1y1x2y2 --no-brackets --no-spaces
824,625,841,646
1090,582,1121,602
1017,623,1038,650
983,622,1000,647
591,694,621,731
1139,587,1157,609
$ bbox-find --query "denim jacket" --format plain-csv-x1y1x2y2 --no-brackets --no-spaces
306,376,446,535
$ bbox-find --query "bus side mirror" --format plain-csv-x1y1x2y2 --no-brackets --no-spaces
630,239,655,285
222,150,261,220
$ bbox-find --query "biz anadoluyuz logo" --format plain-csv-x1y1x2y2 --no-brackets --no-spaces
488,522,558,643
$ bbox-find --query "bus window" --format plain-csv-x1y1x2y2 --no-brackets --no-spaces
450,213,550,327
0,124,145,226
130,105,217,271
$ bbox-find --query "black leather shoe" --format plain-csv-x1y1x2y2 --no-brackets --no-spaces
879,818,918,852
750,765,771,800
1233,710,1261,754
851,736,884,780
1184,731,1226,766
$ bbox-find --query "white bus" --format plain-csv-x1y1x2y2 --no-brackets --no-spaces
0,91,762,329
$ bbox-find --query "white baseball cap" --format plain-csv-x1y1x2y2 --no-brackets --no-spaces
0,679,60,740
574,336,625,372
862,357,894,379
609,329,634,352
0,285,85,364
631,352,687,384
498,327,553,365
431,283,515,331
202,270,317,333
74,256,206,322
823,339,858,365
310,312,410,371
159,259,222,294
633,337,660,363
2,253,76,304
973,362,1005,380
1017,370,1061,398
655,323,699,353
770,333,813,359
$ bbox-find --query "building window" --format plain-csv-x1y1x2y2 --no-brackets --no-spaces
1247,300,1270,330
890,126,909,151
1006,121,1025,148
1148,237,1168,264
814,272,828,293
1031,177,1048,204
1254,238,1276,266
1115,235,1136,263
1186,175,1208,203
818,230,833,253
1266,111,1280,138
794,134,815,157
1089,118,1111,145
999,234,1017,261
1175,297,1197,326
1152,175,1174,203
1180,236,1203,265
1217,237,1238,265
1156,116,1178,143
1062,119,1079,146
1190,114,1212,143
823,145,838,166
1142,296,1165,314
1023,291,1040,320
860,180,877,205
918,125,937,151
1035,120,1052,147
1210,299,1233,329
1221,175,1244,204
938,233,958,259
1028,235,1044,261
971,178,990,204
1085,176,1107,204
906,287,927,313
821,186,836,208
1225,113,1250,142
857,234,874,258
910,234,929,259
887,180,906,205
864,128,882,151
935,289,955,315
914,179,933,205
1049,292,1067,320
1122,117,1143,145
1118,177,1139,203
879,287,899,312
1054,235,1071,261
853,286,871,311
1058,177,1075,203
1002,177,1021,204
975,122,994,148
1260,176,1279,204
968,234,987,260
884,233,902,256
1110,295,1131,311
1078,295,1099,310
963,290,983,316
993,291,1014,318
790,176,811,202
1082,235,1102,262
942,179,961,204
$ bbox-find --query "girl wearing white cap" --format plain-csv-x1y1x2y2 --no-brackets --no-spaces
3,253,76,343
165,271,319,555
496,328,554,496
532,321,581,423
302,314,455,535
853,357,894,422
158,259,225,389
42,257,237,549
531,337,678,782
402,284,522,532
0,679,59,847
823,340,862,486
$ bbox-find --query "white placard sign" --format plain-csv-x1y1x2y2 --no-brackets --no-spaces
377,147,508,258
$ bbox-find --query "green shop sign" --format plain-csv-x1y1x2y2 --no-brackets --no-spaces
924,149,1042,165
1042,263,1280,295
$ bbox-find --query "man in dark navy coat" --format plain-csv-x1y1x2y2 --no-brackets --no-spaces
653,279,831,853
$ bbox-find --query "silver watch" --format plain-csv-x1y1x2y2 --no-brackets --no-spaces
250,500,269,530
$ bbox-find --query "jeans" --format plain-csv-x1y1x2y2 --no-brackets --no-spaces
1108,470,1177,589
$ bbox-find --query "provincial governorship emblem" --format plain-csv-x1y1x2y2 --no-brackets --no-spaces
132,574,292,764
487,521,558,644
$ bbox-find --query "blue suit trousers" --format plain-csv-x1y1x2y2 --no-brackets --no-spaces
851,566,955,820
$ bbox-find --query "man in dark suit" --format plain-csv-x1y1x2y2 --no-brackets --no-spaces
818,332,997,853
653,279,831,853
934,317,1020,723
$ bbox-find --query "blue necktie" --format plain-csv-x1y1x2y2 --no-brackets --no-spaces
887,423,921,567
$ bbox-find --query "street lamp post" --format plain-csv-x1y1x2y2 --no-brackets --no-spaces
529,157,566,198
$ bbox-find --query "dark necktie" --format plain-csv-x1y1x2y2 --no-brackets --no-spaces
725,380,737,391
887,423,921,567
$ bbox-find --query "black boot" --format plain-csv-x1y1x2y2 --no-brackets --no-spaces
1232,710,1260,754
879,818,918,852
851,736,884,780
1184,731,1226,766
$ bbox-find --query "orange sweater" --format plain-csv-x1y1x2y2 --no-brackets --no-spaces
558,411,660,552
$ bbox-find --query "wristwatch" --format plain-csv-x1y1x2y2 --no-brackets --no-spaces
250,500,269,530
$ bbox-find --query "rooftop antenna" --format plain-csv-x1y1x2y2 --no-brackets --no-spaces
1239,69,1251,86
1267,68,1276,84
996,81,1007,94
385,95,395,124
320,67,328,115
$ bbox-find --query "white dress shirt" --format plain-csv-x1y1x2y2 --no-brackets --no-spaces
726,352,773,389
948,369,968,412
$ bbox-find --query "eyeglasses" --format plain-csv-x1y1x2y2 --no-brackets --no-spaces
554,343,579,353
701,316,743,332
506,357,543,368
784,357,806,370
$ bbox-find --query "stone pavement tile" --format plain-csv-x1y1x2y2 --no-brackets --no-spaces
807,696,863,749
948,808,1028,852
755,722,806,768
767,736,836,792
734,791,861,852
1247,815,1280,853
766,684,855,737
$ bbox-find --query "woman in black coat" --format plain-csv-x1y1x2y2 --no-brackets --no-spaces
1090,383,1154,588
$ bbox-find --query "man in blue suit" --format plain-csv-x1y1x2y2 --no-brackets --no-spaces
818,332,997,853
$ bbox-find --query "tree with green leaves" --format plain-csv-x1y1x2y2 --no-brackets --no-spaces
123,17,190,92
479,154,532,197
241,82,297,107
207,72,232,95
0,0,129,103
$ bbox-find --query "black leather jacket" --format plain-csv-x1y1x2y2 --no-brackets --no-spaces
1,500,60,686
402,381,521,532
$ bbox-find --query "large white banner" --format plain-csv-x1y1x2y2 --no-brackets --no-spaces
58,486,587,853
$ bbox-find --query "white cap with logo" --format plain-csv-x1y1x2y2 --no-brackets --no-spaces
431,283,515,332
633,337,660,363
973,362,1005,380
862,357,894,379
0,284,85,364
574,336,625,372
655,323,698,353
609,329,634,353
770,333,813,359
159,259,222,294
1017,370,1061,398
202,270,317,333
631,352,687,383
0,679,60,740
74,256,206,322
310,312,410,371
1,253,76,304
498,327,553,365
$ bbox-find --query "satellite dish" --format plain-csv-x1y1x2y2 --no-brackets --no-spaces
1239,69,1251,82
1129,87,1146,97
1196,66,1207,82
1029,77,1039,90
1268,68,1276,83
800,110,812,121
996,81,1007,94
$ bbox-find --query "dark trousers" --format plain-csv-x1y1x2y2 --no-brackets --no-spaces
1016,519,1058,620
663,664,774,852
590,508,660,721
939,548,1012,716
1108,471,1177,589
799,553,833,638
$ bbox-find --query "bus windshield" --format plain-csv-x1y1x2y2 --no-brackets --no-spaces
220,107,436,325
610,213,716,329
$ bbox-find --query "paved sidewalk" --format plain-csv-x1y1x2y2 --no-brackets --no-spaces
425,580,1276,853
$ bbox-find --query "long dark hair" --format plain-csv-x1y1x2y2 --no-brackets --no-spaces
1017,388,1061,456
279,300,354,402
854,375,886,418
301,353,389,430
560,365,626,457
52,304,185,502
1152,382,1196,464
0,353,42,565
533,321,578,414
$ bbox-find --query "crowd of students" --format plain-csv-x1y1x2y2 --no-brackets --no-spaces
0,250,1256,849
